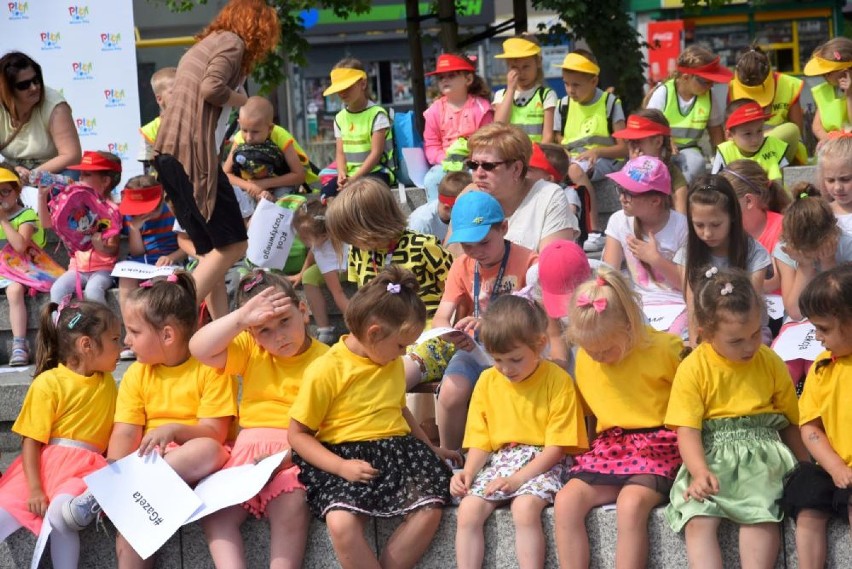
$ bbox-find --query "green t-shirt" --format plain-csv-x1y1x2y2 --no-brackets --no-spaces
0,207,46,248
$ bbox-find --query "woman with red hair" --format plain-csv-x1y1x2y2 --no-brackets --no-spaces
152,0,279,321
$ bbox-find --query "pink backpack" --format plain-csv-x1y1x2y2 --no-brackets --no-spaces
48,183,121,253
0,243,66,292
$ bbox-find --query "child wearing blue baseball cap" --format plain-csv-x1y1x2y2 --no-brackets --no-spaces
432,191,539,451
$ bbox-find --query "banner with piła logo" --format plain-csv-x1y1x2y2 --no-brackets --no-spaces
2,1,142,189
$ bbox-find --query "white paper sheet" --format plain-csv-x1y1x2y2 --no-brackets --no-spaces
415,326,493,367
401,148,430,189
246,199,296,269
764,294,785,321
84,453,202,560
771,321,824,362
642,304,686,332
184,452,288,524
110,261,180,280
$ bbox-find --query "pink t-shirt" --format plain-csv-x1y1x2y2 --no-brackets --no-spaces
758,211,784,257
69,200,120,273
423,95,493,165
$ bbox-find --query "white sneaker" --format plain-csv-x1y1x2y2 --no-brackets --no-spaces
582,231,605,253
62,490,101,531
120,348,136,360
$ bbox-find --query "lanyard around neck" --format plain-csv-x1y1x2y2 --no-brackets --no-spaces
473,239,511,319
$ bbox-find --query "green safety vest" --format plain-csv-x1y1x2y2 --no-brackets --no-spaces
560,91,617,156
498,86,552,142
660,78,711,150
717,136,788,181
336,105,395,183
441,137,468,172
811,81,849,133
0,208,45,248
139,117,160,145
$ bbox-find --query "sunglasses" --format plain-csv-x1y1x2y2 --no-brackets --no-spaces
465,159,510,172
14,76,41,91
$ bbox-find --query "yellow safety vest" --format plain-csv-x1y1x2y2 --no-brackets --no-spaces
139,117,160,145
441,137,468,172
560,91,617,156
232,125,318,184
717,136,788,181
336,105,395,182
660,79,711,150
498,86,552,142
811,81,849,133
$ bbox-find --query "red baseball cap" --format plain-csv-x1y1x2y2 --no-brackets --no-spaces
538,240,591,319
677,56,733,83
68,150,122,172
119,184,163,216
427,54,476,76
528,143,562,181
725,101,772,130
613,115,671,139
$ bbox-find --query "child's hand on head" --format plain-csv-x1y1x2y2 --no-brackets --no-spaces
137,424,179,457
26,489,48,518
484,474,521,496
450,470,471,497
237,287,292,329
683,469,719,502
626,232,662,264
828,464,852,489
338,458,379,483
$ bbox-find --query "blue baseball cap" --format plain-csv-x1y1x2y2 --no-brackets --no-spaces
447,191,505,244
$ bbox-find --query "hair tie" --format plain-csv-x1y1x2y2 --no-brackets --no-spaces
313,214,325,221
576,292,607,313
166,274,178,283
834,50,842,61
799,192,809,200
243,272,264,293
723,168,764,196
595,276,606,286
139,279,154,288
53,294,75,326
387,283,401,294
705,267,718,279
720,283,734,296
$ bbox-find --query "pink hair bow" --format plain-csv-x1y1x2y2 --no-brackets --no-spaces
243,272,264,292
139,273,179,288
576,293,607,313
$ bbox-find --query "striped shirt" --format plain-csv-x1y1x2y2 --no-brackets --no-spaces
122,205,178,264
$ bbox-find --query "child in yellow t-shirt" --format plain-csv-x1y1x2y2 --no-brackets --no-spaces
554,267,683,568
288,266,456,568
190,270,328,568
450,295,587,569
70,273,237,566
780,265,852,566
0,301,120,567
664,268,808,566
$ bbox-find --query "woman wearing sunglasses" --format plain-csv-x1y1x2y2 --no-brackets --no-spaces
0,51,81,182
459,122,578,253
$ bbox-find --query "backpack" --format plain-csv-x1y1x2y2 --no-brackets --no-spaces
0,243,65,292
231,140,290,181
48,183,121,253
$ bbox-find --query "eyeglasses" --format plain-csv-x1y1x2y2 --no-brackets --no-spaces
618,188,643,200
0,186,16,197
13,76,41,91
465,159,509,172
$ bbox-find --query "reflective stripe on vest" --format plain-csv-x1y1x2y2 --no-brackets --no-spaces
811,81,848,133
139,117,160,145
561,91,615,154
337,105,395,181
661,79,711,150
718,136,788,181
504,86,551,142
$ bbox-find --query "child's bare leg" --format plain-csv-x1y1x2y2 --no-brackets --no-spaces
325,510,379,569
118,277,138,318
457,496,499,569
683,516,722,569
511,495,548,569
436,374,473,450
191,241,247,312
163,438,229,484
739,522,781,569
795,509,829,569
614,484,664,569
381,506,442,569
202,504,250,569
568,163,599,232
266,489,310,569
116,532,154,569
554,479,620,569
303,284,330,328
6,282,26,338
205,280,229,320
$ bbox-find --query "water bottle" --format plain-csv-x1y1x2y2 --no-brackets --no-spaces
28,170,73,189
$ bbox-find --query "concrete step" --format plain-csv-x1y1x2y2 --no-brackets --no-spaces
0,504,848,568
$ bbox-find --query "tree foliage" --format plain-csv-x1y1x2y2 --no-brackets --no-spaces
152,0,372,93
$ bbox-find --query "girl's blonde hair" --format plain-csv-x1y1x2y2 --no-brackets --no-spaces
719,159,790,213
817,134,852,194
565,267,649,360
781,182,839,254
326,177,406,254
292,198,329,242
468,123,533,177
735,45,771,86
480,295,548,354
812,37,852,63
333,57,375,101
344,265,426,342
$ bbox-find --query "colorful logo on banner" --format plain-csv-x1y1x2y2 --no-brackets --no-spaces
8,2,29,19
100,32,122,51
106,142,129,159
104,88,126,108
68,5,90,24
71,61,94,80
76,116,98,136
40,31,61,50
